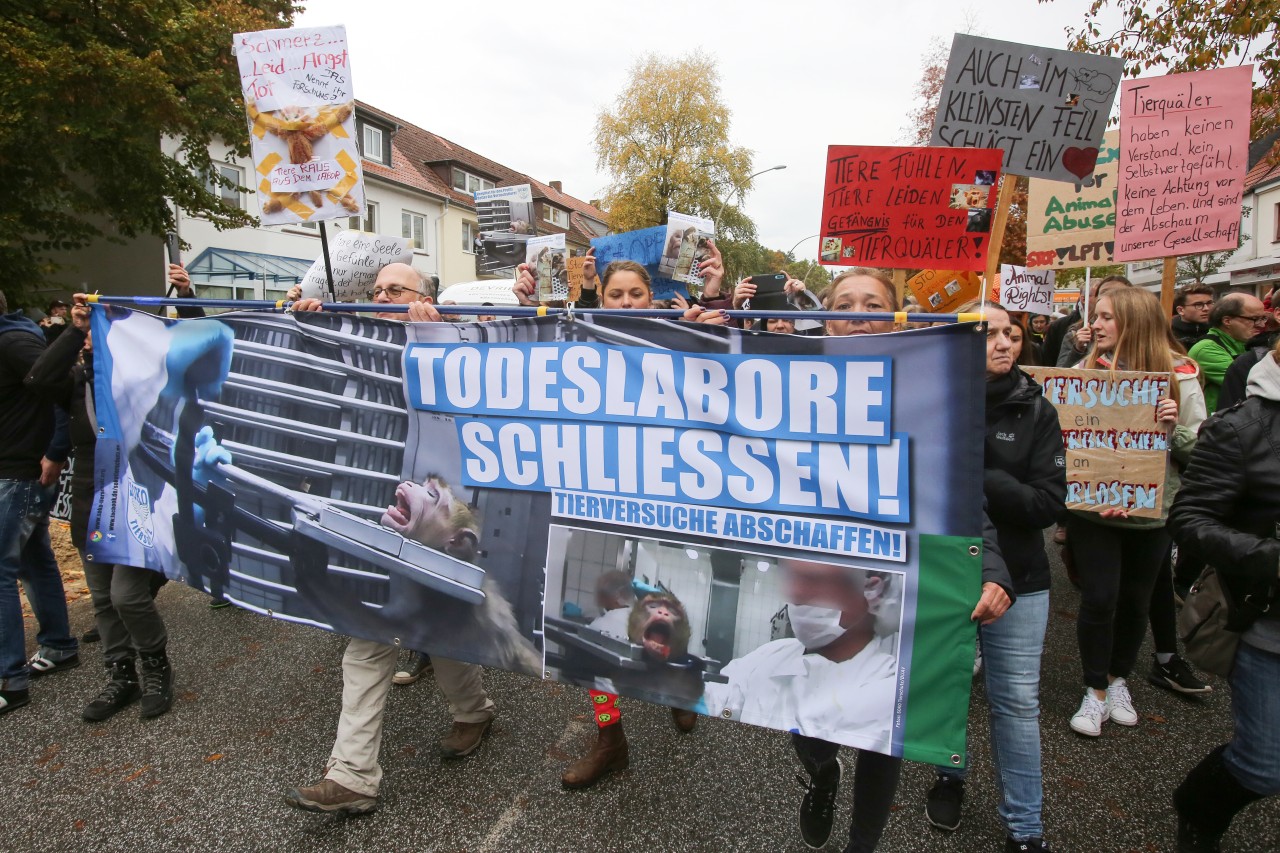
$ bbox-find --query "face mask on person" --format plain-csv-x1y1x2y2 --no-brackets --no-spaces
789,605,847,649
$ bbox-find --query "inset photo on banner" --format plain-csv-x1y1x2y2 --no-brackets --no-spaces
544,526,904,755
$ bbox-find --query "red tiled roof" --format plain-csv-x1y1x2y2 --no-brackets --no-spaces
1245,143,1280,192
354,100,608,238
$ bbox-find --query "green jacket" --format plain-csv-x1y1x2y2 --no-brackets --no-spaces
1189,328,1246,414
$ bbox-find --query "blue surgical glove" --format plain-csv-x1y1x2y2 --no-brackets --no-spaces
162,321,234,401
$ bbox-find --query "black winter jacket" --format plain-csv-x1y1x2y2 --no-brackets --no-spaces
0,312,70,478
1217,330,1279,412
1167,395,1280,632
1170,315,1209,353
982,367,1068,595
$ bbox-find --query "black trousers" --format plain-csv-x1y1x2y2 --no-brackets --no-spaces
1066,516,1169,691
793,733,902,853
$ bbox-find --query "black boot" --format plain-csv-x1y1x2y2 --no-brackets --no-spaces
83,660,141,722
138,652,174,719
1174,744,1266,852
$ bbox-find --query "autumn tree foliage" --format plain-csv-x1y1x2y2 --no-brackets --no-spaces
594,53,757,241
1056,0,1279,137
0,0,297,297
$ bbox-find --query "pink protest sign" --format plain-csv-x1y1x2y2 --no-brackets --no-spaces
1114,65,1253,262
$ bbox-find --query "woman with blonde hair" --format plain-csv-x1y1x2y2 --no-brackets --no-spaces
1065,287,1205,737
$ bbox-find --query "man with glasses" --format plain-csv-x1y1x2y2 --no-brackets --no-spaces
1171,285,1214,352
365,263,433,320
1189,292,1269,414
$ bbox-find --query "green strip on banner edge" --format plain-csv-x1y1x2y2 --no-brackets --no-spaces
901,533,982,767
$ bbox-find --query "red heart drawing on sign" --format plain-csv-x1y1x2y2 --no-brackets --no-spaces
1062,147,1099,180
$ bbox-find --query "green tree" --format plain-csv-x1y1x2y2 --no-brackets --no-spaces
595,53,757,241
1057,0,1279,137
0,0,296,300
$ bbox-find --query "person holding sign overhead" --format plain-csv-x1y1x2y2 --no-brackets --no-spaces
1065,288,1205,738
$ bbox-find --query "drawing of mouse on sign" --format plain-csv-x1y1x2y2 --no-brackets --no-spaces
1062,147,1099,181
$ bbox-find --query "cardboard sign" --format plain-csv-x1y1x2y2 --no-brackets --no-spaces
996,265,1055,315
475,184,536,278
298,230,413,301
526,233,568,303
818,146,1003,271
1025,367,1171,518
565,256,587,300
1114,66,1254,261
908,269,983,313
234,26,364,226
930,34,1122,183
1026,130,1119,269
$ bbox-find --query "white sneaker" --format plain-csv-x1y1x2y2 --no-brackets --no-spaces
973,645,984,678
1106,677,1138,726
1070,691,1108,736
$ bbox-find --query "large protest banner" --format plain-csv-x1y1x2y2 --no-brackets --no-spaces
297,231,413,301
818,145,1004,271
930,34,1122,183
1026,130,1119,269
234,26,364,226
86,307,986,764
1025,366,1170,518
1114,65,1254,261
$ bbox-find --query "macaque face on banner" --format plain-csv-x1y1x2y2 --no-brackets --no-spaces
601,271,653,310
382,476,459,548
825,277,895,337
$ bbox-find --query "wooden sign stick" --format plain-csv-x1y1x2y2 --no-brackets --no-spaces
1160,256,1177,317
984,177,1018,298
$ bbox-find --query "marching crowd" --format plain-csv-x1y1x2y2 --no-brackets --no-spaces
2,245,1279,853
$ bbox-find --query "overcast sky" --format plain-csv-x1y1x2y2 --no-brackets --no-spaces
295,0,1108,261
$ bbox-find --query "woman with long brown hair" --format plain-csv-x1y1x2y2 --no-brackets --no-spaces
1065,287,1205,737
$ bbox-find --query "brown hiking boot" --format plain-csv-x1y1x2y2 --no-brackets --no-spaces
562,721,629,788
439,717,493,759
284,779,376,815
671,706,698,733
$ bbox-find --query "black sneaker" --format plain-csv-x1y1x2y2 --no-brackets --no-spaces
1149,654,1211,695
1005,838,1052,852
0,685,30,716
139,653,174,719
797,761,842,849
925,774,964,831
1176,816,1223,853
83,661,141,722
82,626,101,644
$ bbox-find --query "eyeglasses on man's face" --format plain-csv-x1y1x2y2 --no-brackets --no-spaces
368,284,424,301
1233,314,1270,326
1186,301,1213,310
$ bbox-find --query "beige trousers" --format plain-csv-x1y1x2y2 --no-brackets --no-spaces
324,638,495,796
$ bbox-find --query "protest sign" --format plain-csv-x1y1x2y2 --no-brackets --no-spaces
526,234,568,302
475,184,536,278
565,256,587,301
908,269,983,313
1025,366,1170,518
49,455,77,524
930,34,1122,183
590,226,690,300
996,265,1055,315
1114,65,1254,262
234,25,364,226
1026,130,1119,269
818,146,1003,271
658,211,715,289
297,230,413,301
88,307,986,764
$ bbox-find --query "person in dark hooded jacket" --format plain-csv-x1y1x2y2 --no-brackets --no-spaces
921,301,1066,853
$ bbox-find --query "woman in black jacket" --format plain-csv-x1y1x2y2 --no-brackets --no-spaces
1167,340,1280,852
922,301,1066,853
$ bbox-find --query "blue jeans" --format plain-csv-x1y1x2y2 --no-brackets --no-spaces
1224,641,1280,795
0,479,76,691
942,589,1050,841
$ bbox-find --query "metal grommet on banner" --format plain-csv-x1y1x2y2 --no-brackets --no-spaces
544,670,551,679
968,545,981,557
721,709,732,719
950,753,962,765
393,637,401,646
267,609,273,617
98,427,105,435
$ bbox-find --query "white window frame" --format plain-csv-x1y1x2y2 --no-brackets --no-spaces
362,124,385,164
350,200,378,233
451,167,495,195
462,221,477,254
205,162,243,209
402,210,427,252
543,205,569,228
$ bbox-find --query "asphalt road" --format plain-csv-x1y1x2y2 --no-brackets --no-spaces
3,540,1276,853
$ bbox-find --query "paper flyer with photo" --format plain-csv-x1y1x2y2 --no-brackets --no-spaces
658,211,715,288
525,234,568,303
234,25,365,226
475,184,536,278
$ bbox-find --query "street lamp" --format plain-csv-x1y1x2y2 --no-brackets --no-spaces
787,234,820,256
716,165,787,225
